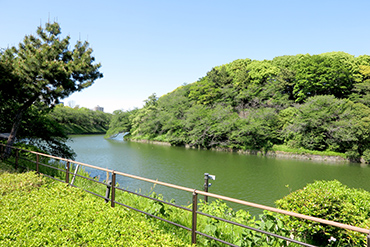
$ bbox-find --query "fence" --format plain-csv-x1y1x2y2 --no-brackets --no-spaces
1,143,370,246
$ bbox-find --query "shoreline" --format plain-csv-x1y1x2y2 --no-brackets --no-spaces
128,139,351,164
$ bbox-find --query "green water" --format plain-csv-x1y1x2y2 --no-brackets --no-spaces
68,134,370,215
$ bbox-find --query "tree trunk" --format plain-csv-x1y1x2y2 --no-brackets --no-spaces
4,95,38,158
4,109,25,157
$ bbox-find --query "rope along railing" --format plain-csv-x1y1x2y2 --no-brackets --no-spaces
1,144,370,246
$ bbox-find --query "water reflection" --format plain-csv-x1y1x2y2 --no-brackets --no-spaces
68,135,370,215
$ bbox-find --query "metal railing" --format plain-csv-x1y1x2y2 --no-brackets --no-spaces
1,143,370,246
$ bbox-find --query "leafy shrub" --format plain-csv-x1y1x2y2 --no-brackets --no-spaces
197,200,295,247
240,212,293,247
275,180,370,246
282,96,370,160
51,105,112,135
0,160,17,174
197,199,256,245
2,156,301,246
0,172,189,246
361,149,370,163
0,171,46,196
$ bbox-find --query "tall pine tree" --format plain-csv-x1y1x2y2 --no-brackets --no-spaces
0,22,102,157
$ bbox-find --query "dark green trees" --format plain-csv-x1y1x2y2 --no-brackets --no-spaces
282,95,370,159
107,52,370,162
0,22,102,157
293,52,361,102
51,105,111,135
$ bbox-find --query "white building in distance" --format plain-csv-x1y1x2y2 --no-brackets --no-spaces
94,105,104,112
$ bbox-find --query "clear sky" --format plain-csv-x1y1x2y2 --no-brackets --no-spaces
1,0,370,113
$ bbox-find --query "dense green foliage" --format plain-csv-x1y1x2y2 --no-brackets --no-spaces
0,22,102,158
0,105,77,158
3,150,370,246
108,52,370,162
0,159,299,247
50,105,112,134
276,180,370,246
282,96,370,160
0,104,111,158
105,108,138,138
0,170,189,246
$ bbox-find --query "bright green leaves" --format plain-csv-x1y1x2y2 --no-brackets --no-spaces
105,109,136,138
0,171,46,196
0,172,189,246
276,180,370,246
184,104,238,148
281,95,370,160
105,51,370,160
293,52,361,102
230,108,280,151
189,76,222,105
198,200,292,247
245,60,279,85
131,106,160,138
350,64,370,107
51,105,112,135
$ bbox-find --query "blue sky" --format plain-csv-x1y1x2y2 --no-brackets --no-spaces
1,0,370,113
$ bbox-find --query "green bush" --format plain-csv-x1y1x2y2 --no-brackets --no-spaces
11,154,366,246
0,171,46,196
2,152,302,246
361,149,370,163
0,171,190,246
275,180,370,246
51,105,112,135
195,200,295,246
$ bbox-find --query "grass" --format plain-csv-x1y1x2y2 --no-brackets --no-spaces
126,134,349,161
271,144,347,158
0,156,296,246
0,160,191,246
0,153,319,247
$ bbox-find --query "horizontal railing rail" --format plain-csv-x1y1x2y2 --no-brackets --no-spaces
1,143,369,246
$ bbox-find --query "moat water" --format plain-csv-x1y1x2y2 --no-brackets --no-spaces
68,134,370,215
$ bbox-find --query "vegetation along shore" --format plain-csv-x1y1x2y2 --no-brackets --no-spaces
2,22,370,246
106,52,370,163
2,145,370,246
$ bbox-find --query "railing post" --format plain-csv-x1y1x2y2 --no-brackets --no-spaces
192,190,198,245
15,149,19,170
367,231,370,247
36,154,39,174
66,162,70,184
111,171,116,208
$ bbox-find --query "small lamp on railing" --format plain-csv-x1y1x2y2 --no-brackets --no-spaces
204,173,216,203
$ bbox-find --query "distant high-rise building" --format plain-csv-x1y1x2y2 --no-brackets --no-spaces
94,105,104,112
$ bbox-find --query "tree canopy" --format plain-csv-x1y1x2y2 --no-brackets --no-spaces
50,105,111,135
0,22,102,158
107,52,370,162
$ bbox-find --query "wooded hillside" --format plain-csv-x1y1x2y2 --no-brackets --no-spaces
51,105,111,134
107,52,370,162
